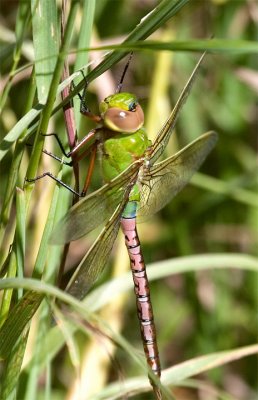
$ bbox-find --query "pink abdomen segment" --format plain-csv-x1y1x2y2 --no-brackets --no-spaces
120,216,161,378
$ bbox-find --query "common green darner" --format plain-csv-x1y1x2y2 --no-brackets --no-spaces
31,53,217,398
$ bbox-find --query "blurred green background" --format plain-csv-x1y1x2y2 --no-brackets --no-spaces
0,1,257,399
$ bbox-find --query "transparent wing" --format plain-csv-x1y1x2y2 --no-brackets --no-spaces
137,131,217,218
149,52,206,165
66,193,129,300
51,161,140,244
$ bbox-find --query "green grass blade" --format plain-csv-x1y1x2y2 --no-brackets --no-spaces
0,326,29,400
74,0,96,73
0,107,42,161
85,253,258,312
25,1,80,188
0,70,36,252
31,170,66,280
23,302,51,400
0,291,43,360
59,0,190,106
191,172,258,208
91,344,258,399
15,187,26,299
163,344,258,384
31,0,59,103
0,1,31,112
0,252,17,327
85,39,258,54
73,0,96,127
0,278,153,385
13,253,257,374
0,0,188,161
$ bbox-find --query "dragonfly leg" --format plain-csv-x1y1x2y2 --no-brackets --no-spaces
40,133,74,166
25,173,83,197
77,71,90,115
116,51,134,93
41,128,99,162
27,128,101,196
81,143,98,196
72,71,101,123
41,149,73,166
71,73,89,113
26,136,73,166
41,133,70,157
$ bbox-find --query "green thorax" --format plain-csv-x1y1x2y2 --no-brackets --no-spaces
99,92,151,201
101,127,150,180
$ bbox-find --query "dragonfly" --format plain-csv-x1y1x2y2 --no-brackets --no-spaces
36,52,217,398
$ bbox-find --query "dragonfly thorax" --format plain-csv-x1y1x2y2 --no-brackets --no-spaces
99,92,144,133
101,127,150,182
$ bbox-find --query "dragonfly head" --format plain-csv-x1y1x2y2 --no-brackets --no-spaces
99,92,144,133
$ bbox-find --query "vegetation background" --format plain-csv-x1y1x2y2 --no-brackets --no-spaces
0,1,257,399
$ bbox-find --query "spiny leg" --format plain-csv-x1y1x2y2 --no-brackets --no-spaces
41,149,73,166
81,143,98,197
25,172,83,197
26,141,72,166
41,128,99,164
72,71,101,122
41,133,70,157
26,128,100,197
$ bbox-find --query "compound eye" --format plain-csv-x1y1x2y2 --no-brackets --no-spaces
103,104,144,133
129,102,137,112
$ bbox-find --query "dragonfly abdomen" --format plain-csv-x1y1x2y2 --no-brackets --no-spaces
120,213,161,379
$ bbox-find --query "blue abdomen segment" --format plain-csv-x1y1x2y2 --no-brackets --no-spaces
122,201,137,219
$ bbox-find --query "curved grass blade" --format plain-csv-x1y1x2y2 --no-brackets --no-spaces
31,0,59,103
16,253,257,376
51,161,140,245
149,52,206,165
0,326,29,400
0,0,188,161
0,1,31,112
66,190,132,300
138,131,218,218
0,291,44,360
52,0,190,119
88,38,258,54
92,344,258,399
25,1,79,186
